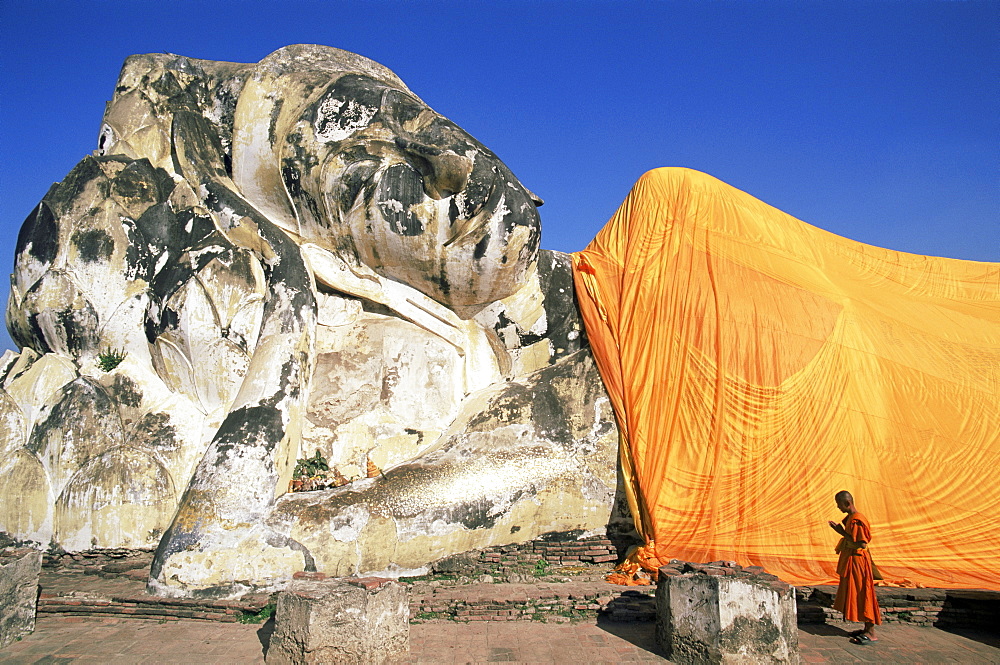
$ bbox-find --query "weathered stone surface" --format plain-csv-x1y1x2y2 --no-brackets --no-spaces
270,347,617,578
2,44,620,596
267,578,408,664
0,548,42,648
656,563,799,664
0,451,51,544
54,446,176,551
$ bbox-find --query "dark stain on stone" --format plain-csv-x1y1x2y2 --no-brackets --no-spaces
71,229,115,263
206,403,284,466
468,349,607,448
51,157,108,216
26,378,124,460
134,203,177,252
668,635,714,663
199,181,315,328
149,522,201,581
130,412,180,453
403,427,425,448
465,380,532,431
380,366,399,402
171,111,229,182
208,80,243,173
121,217,153,283
179,209,217,246
149,69,184,99
535,250,587,359
718,614,781,653
281,161,303,199
14,201,58,266
473,232,491,261
336,155,379,215
382,87,423,126
447,197,461,227
377,164,425,236
21,280,100,357
459,158,494,217
477,250,584,363
310,75,383,140
432,552,481,575
110,374,143,408
428,270,452,300
111,159,174,209
267,98,284,145
144,230,238,342
260,531,316,572
539,529,585,542
278,160,324,230
209,356,306,464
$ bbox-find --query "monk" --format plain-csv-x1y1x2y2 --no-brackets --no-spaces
828,490,882,644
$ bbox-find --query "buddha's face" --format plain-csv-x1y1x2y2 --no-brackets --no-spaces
281,74,541,312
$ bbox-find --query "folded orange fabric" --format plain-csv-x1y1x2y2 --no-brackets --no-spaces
573,168,1000,589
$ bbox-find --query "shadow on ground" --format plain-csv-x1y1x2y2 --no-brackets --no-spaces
257,617,275,658
595,617,664,657
937,627,1000,649
798,623,855,637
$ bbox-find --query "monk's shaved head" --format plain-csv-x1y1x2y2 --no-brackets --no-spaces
835,490,854,503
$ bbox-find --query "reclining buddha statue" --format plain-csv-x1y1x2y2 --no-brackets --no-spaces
0,45,621,597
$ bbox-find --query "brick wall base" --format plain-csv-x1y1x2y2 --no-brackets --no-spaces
798,586,998,632
27,535,1000,631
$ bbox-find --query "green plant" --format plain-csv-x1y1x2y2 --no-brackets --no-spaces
237,602,276,624
533,559,550,577
413,611,446,621
96,346,128,372
555,607,588,621
293,450,329,479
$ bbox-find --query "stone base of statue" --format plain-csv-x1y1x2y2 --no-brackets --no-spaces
655,562,799,664
266,576,409,664
0,548,42,648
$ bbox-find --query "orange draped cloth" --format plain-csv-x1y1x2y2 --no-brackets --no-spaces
572,167,1000,589
834,511,882,623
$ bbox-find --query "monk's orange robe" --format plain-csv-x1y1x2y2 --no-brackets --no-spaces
833,511,882,624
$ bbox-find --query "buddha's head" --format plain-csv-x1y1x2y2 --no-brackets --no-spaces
233,45,541,313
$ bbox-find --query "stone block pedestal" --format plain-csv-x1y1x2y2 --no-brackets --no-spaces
266,576,409,664
655,561,798,664
0,548,43,648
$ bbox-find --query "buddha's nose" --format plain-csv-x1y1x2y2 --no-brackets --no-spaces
395,137,475,199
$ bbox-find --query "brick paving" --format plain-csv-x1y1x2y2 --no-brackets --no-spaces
2,554,997,663
2,614,998,663
0,616,266,664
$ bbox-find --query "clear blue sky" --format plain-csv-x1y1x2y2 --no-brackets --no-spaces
1,1,997,353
